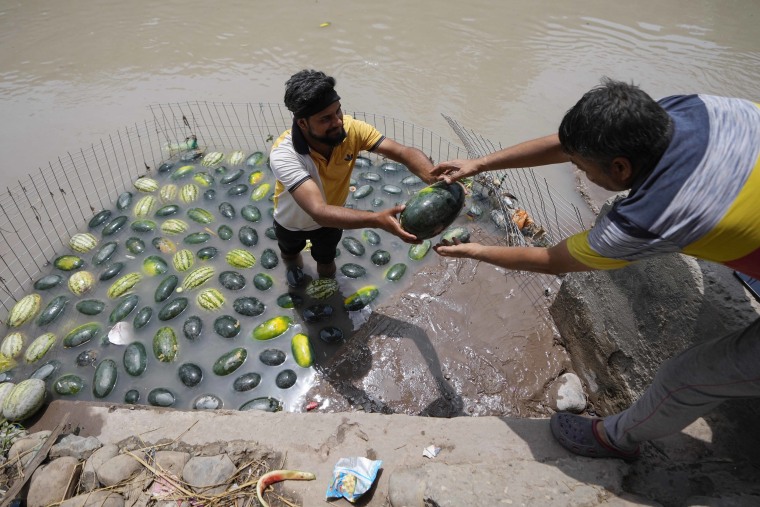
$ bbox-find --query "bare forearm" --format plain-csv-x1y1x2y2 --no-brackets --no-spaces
432,134,571,184
469,244,562,274
437,239,592,276
398,146,435,183
375,139,436,183
311,204,384,230
478,134,569,172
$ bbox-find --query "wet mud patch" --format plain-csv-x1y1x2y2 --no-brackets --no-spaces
307,241,573,418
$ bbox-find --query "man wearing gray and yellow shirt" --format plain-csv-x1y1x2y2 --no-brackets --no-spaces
269,69,435,283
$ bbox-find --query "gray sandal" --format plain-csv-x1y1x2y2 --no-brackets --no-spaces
550,413,640,461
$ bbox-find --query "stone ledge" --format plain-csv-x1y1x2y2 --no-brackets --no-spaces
29,400,639,506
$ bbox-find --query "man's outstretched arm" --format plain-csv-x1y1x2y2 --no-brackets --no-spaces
432,134,569,184
434,238,593,276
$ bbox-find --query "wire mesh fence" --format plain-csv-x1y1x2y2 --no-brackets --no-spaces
0,102,586,318
442,114,588,310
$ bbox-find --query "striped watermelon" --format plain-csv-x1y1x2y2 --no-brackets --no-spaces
134,177,159,193
197,288,225,310
182,266,215,290
179,184,200,203
173,249,195,272
24,332,56,363
1,332,24,359
7,294,42,328
68,271,95,296
68,233,98,253
133,195,157,218
161,219,189,235
228,150,245,165
226,249,256,269
2,378,46,422
0,383,15,410
305,278,339,300
202,151,224,167
160,184,178,202
107,272,142,299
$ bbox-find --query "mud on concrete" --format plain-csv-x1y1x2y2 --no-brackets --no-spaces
305,227,573,419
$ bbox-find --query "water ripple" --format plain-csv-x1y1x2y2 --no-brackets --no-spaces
527,16,760,96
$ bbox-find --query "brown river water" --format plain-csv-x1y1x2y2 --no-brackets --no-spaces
1,0,758,417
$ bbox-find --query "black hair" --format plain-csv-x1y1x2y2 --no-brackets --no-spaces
558,78,672,176
284,69,338,118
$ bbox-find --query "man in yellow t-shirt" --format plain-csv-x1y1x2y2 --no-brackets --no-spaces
269,69,434,283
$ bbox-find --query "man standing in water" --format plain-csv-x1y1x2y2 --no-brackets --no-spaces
432,78,760,461
269,69,434,284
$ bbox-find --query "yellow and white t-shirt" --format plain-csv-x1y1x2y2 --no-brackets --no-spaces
269,115,384,231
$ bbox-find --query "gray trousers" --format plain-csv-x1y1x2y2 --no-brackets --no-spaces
604,317,760,450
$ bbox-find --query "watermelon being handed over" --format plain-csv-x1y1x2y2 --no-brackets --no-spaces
399,181,465,239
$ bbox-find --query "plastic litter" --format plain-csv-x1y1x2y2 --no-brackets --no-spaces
107,321,133,345
326,456,382,503
422,445,441,458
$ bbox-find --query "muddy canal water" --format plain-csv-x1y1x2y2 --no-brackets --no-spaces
1,0,758,416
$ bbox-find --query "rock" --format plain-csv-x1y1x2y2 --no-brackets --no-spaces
182,454,235,495
81,444,119,492
121,470,152,507
8,430,51,468
548,372,587,413
388,460,629,506
97,453,143,487
154,450,190,476
549,193,760,415
27,456,80,507
50,434,102,460
59,490,124,507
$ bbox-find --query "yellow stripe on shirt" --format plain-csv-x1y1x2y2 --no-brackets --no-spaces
682,154,760,262
566,231,632,270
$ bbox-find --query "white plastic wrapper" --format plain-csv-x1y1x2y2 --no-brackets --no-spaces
325,456,382,503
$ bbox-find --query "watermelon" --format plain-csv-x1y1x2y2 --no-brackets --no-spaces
69,233,98,253
197,288,225,310
399,181,465,239
2,378,46,421
7,294,42,328
153,327,178,362
305,278,339,300
226,249,256,269
68,271,95,296
291,333,314,368
252,316,293,341
182,266,215,291
344,285,380,311
213,347,247,376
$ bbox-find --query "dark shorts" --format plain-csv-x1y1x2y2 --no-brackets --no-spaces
273,220,342,265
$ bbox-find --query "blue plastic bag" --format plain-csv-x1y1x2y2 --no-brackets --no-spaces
326,456,383,503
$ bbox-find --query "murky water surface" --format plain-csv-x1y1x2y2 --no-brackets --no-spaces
1,0,759,416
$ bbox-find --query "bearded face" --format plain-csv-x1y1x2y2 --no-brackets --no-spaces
308,123,347,146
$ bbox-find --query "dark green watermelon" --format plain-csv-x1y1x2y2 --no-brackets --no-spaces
399,182,465,239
